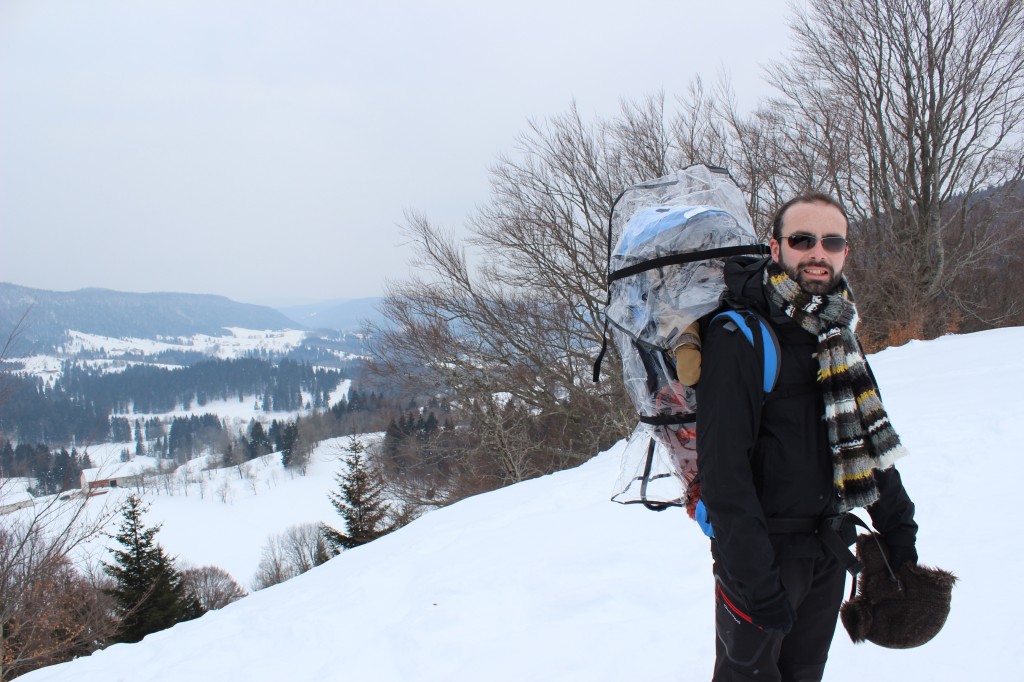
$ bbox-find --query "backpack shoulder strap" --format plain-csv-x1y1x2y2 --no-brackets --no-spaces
710,309,781,393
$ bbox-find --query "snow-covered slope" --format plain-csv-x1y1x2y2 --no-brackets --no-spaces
21,327,1022,682
5,328,313,385
62,327,309,360
24,434,364,587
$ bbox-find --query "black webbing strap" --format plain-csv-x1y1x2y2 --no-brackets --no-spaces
638,438,672,512
817,516,866,578
765,513,873,578
765,514,902,598
592,322,610,383
638,413,696,426
612,475,684,509
593,188,629,383
594,245,767,382
607,244,769,284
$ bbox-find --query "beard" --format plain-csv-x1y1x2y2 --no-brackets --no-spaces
779,255,843,295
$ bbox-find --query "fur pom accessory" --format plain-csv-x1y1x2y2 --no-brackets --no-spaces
841,535,956,649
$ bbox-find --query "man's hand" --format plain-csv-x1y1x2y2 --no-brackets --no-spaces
884,541,918,570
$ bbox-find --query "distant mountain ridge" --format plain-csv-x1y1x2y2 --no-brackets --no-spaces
277,297,384,332
0,283,304,355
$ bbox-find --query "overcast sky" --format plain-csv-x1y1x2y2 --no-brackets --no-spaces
0,0,794,306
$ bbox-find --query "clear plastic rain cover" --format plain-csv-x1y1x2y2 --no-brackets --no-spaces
607,165,759,510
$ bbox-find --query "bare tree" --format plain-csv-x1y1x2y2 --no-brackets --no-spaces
365,90,816,500
0,485,116,680
767,0,1024,339
280,523,330,573
367,99,691,495
251,523,329,590
0,313,119,680
215,479,233,504
369,0,1024,500
180,565,246,612
0,543,115,681
251,533,291,590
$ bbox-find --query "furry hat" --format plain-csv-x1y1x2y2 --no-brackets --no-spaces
840,535,956,649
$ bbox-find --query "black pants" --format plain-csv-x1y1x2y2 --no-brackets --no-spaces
712,552,847,682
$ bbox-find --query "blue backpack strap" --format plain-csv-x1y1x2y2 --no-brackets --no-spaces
711,309,780,393
692,310,782,539
694,499,715,538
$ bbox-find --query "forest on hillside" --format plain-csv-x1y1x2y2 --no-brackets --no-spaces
0,359,345,446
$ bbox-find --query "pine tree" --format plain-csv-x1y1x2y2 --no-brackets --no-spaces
103,495,201,643
248,420,271,458
322,438,401,553
278,420,299,468
134,419,146,457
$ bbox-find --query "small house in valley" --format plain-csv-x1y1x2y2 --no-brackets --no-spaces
80,463,145,494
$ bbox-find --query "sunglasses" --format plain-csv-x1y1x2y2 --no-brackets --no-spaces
782,233,848,253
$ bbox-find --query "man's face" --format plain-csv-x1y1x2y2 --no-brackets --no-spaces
770,200,850,295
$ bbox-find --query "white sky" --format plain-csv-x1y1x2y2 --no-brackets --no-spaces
0,0,794,306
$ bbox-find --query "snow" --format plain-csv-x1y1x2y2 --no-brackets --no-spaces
329,377,352,406
133,445,351,583
2,328,313,383
17,327,1024,681
3,327,349,436
3,354,63,380
121,394,322,430
75,443,153,469
0,478,35,508
63,328,307,361
45,438,372,584
79,460,150,484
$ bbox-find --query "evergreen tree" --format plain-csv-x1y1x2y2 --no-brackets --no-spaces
277,420,299,468
383,418,403,457
322,438,401,553
134,419,146,456
248,420,271,458
109,416,132,443
103,495,201,643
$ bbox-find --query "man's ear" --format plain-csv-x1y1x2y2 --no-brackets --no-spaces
770,238,782,263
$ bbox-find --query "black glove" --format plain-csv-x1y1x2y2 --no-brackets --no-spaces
885,542,918,570
749,590,796,634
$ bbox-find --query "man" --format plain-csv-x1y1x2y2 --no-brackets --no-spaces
696,193,918,681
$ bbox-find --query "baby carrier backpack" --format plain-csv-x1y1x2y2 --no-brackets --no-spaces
594,165,776,533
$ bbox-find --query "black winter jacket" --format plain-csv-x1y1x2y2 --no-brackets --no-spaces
696,257,917,610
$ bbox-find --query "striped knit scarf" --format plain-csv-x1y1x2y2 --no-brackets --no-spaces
763,261,908,511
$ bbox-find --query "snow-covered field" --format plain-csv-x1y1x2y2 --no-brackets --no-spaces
2,327,319,385
3,438,364,587
62,328,308,361
112,377,351,428
64,437,370,585
16,326,1022,681
1,326,352,435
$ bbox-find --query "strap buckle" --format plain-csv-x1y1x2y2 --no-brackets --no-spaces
816,514,864,577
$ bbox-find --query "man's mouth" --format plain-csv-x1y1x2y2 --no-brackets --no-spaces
801,265,831,279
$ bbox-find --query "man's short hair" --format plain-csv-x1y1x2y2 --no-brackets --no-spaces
771,193,849,240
